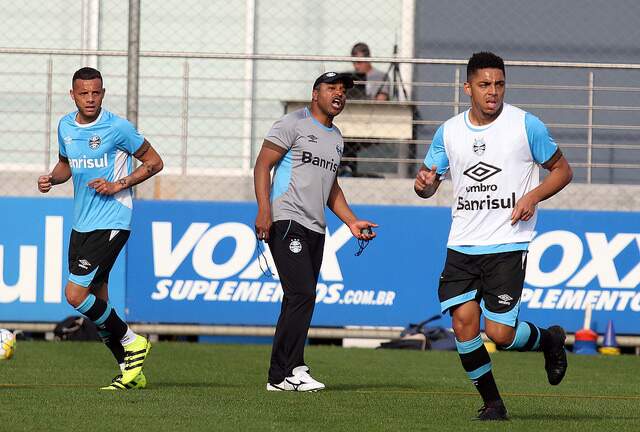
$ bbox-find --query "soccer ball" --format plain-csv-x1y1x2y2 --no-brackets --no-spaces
0,329,16,360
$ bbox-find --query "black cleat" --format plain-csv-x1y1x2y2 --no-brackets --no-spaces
474,400,508,421
544,325,568,385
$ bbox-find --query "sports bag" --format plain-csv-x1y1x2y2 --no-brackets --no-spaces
378,315,457,351
53,316,100,341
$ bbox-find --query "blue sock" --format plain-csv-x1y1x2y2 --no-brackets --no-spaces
456,335,501,404
503,321,548,351
92,302,126,366
76,295,128,360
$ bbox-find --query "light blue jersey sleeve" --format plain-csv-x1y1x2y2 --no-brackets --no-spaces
114,117,144,154
57,120,67,158
525,113,558,164
423,125,449,175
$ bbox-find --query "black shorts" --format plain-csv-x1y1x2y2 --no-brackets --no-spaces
68,229,130,288
438,248,527,326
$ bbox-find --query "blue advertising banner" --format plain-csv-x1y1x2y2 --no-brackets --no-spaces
4,197,636,334
127,200,640,334
522,209,640,334
0,197,126,322
126,200,446,326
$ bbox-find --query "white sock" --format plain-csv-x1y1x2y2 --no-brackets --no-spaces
120,327,137,346
119,363,125,371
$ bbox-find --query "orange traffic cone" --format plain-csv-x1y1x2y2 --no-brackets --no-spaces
574,303,597,355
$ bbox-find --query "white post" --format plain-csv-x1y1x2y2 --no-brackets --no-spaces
396,0,415,177
399,0,415,101
80,0,100,69
44,58,53,171
583,302,592,330
242,0,257,172
181,61,190,175
587,72,594,184
454,68,460,116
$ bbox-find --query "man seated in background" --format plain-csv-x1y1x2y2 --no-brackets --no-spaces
339,42,391,176
350,42,390,101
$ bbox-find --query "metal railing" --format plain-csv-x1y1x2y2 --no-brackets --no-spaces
1,48,639,185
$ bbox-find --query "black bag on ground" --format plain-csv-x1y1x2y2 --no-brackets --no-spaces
53,316,100,341
377,315,457,351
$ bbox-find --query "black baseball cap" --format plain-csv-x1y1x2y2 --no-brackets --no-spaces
313,72,354,90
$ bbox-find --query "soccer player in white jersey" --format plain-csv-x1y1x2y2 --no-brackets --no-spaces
37,67,163,390
414,52,573,420
254,72,377,392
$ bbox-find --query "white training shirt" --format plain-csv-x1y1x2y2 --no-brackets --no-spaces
424,103,558,252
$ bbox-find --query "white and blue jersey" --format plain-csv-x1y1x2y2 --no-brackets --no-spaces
58,109,144,232
424,103,558,254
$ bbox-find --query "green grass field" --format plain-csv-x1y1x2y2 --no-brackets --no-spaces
1,341,639,431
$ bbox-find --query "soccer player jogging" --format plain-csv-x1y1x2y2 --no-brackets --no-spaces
254,72,377,392
37,67,163,390
414,52,573,420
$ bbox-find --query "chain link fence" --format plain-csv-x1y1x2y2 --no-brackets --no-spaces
1,0,639,203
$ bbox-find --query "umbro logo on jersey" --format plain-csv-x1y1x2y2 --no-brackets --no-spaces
88,135,102,150
498,294,513,305
463,162,502,182
473,137,486,156
64,136,73,145
307,134,318,143
78,259,92,270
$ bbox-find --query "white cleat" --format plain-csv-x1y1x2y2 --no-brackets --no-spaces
266,366,325,392
266,382,286,391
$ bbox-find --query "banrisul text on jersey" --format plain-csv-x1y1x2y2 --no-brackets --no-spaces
301,151,339,172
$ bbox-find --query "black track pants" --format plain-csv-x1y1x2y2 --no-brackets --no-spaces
267,220,325,384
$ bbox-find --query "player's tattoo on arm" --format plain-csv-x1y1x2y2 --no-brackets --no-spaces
118,141,163,189
118,161,156,189
142,161,155,174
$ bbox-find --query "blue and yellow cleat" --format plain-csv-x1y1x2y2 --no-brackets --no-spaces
101,372,147,390
121,335,151,384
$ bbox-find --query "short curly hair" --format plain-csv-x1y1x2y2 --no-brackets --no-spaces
467,52,505,81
